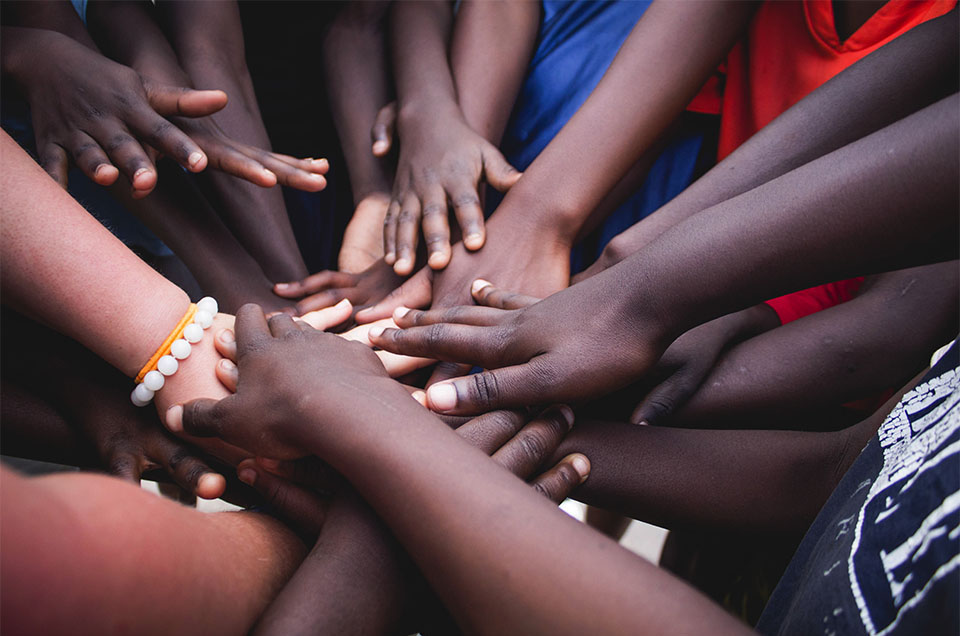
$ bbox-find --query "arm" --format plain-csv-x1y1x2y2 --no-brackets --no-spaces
370,94,959,414
323,2,394,273
176,308,751,635
581,8,959,277
357,0,753,319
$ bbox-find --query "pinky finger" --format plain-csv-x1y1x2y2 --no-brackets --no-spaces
38,143,70,188
529,453,590,503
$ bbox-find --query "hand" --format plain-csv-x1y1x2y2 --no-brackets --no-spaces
166,304,406,459
383,108,521,274
12,28,223,196
368,275,667,415
169,115,329,192
338,192,391,273
235,457,334,539
630,305,780,425
454,407,590,502
273,259,405,317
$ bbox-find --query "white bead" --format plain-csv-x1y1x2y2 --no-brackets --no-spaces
197,297,218,315
133,382,155,403
170,339,191,360
131,392,151,408
183,323,203,343
157,355,179,376
194,310,213,329
143,370,165,391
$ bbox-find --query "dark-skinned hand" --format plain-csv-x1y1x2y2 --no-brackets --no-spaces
383,105,521,275
273,258,406,317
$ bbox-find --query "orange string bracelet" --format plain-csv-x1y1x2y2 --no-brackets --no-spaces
135,304,197,383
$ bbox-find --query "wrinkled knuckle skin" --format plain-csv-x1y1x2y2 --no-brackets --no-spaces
453,193,480,209
470,373,501,410
425,323,447,350
531,480,552,500
516,429,549,465
488,410,523,438
398,209,417,224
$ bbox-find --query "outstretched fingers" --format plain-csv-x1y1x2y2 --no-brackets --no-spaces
471,279,540,309
422,361,554,415
355,268,433,324
491,405,573,478
368,321,507,368
392,304,512,328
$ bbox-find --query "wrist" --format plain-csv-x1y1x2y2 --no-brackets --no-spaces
488,188,580,249
397,97,462,134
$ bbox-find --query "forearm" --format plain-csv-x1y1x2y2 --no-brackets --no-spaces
556,420,845,534
450,0,539,144
602,10,959,260
2,0,97,48
0,132,188,377
672,262,960,426
490,0,752,243
324,1,393,203
302,387,747,635
391,0,460,124
611,95,959,348
254,494,406,636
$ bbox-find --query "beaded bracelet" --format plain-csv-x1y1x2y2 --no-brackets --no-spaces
130,296,218,407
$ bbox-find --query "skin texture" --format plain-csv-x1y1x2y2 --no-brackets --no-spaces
323,1,395,273
369,95,959,415
0,467,306,635
356,0,755,323
576,8,959,280
173,306,751,635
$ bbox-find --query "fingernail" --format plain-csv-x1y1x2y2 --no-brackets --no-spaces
368,326,385,338
411,390,427,406
133,168,150,182
393,306,410,320
165,405,183,432
94,163,110,178
335,298,352,309
237,468,257,486
188,151,204,168
465,233,483,249
198,473,223,496
570,454,590,483
218,329,235,344
635,419,650,427
372,141,388,154
218,358,236,372
308,173,325,182
262,168,276,178
471,279,492,295
312,158,328,166
385,252,395,265
256,457,280,471
394,258,410,272
428,383,457,411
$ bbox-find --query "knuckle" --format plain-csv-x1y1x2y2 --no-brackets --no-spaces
398,208,417,224
108,456,135,475
105,132,136,153
422,203,446,218
470,372,501,409
516,429,549,462
453,193,480,209
530,480,552,500
425,323,447,349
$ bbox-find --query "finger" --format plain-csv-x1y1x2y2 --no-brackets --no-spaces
156,442,226,499
383,198,402,265
249,148,327,191
213,328,237,362
38,142,71,188
267,313,301,337
371,101,396,157
274,270,358,299
106,451,141,483
393,305,510,328
298,298,353,330
68,131,119,186
393,192,421,276
254,456,337,491
93,122,157,196
447,182,485,251
166,399,227,438
215,357,238,392
237,459,328,536
355,268,433,324
427,361,472,387
492,405,574,478
235,303,274,355
203,142,277,187
481,144,523,193
376,350,436,378
471,279,540,309
143,80,228,118
296,290,351,316
420,184,451,270
129,108,206,172
266,152,329,175
369,322,509,367
630,370,696,426
424,361,554,415
454,409,528,454
529,454,590,503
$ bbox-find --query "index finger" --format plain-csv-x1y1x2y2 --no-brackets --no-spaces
235,303,273,355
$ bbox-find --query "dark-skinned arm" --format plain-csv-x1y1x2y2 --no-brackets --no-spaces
358,0,754,319
578,8,959,279
370,94,959,414
173,307,751,635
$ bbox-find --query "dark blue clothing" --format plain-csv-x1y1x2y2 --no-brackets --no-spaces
758,342,960,635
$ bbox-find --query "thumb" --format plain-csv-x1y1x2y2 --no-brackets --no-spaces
166,398,228,438
371,101,396,157
530,453,590,503
143,80,228,118
424,363,550,415
355,268,433,324
481,145,522,193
